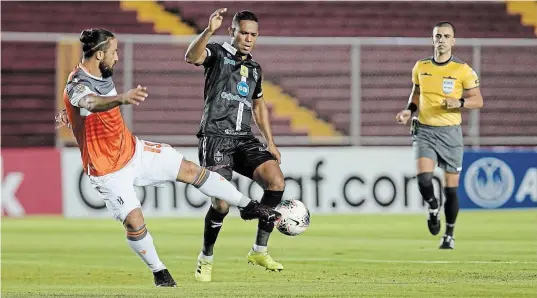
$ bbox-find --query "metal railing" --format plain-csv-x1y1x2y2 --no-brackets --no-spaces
3,32,537,147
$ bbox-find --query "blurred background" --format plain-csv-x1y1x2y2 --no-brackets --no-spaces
1,0,536,217
1,1,536,296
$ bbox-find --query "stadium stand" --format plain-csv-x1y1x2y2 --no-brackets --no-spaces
1,1,536,147
1,1,153,147
162,1,535,38
162,1,537,139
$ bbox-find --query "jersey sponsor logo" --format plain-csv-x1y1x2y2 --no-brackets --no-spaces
240,65,248,77
220,92,252,108
442,79,455,94
224,57,236,66
237,81,250,96
464,157,515,208
224,129,249,136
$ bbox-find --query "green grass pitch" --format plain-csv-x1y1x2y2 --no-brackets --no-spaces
2,210,536,297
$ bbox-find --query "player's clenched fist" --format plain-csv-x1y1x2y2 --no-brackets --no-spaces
121,85,148,106
395,109,412,124
207,8,227,33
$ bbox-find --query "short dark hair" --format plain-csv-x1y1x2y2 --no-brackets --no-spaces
232,10,258,28
80,28,115,58
434,21,456,35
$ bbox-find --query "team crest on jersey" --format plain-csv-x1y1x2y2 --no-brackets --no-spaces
74,84,86,96
240,65,248,77
442,79,455,94
214,151,223,163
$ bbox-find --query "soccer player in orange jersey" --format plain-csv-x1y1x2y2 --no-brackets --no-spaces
57,28,281,287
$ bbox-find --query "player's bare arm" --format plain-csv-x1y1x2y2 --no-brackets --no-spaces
185,8,227,65
253,96,281,163
442,87,484,109
396,84,420,124
78,85,148,112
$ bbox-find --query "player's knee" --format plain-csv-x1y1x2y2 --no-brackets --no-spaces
445,173,460,188
177,159,201,184
417,172,434,189
124,209,148,241
267,174,285,191
211,198,230,214
123,207,145,231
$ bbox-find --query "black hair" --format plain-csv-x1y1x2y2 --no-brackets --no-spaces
232,10,259,28
80,28,115,58
434,21,456,35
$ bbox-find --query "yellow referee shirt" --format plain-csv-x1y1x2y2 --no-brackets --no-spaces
412,56,480,126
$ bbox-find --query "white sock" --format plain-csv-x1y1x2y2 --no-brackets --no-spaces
198,252,214,262
253,244,267,252
195,170,251,207
126,226,166,272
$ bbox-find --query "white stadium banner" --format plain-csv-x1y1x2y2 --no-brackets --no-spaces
62,147,444,218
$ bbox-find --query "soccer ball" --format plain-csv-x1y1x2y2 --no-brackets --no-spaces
275,199,310,236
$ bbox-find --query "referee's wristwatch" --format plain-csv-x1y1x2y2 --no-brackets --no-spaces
459,98,465,108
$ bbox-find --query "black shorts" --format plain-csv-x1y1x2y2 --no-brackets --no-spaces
198,136,277,180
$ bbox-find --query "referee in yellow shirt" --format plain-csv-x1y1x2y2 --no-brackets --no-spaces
396,22,484,249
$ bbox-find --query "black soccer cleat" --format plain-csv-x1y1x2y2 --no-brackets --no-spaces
239,201,281,222
427,203,441,236
153,269,177,287
439,234,455,249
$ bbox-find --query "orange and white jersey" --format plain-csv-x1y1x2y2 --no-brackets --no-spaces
63,64,136,176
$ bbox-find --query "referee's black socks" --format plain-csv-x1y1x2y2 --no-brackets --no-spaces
444,187,459,236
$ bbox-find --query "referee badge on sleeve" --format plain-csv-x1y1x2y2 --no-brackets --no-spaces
442,79,455,94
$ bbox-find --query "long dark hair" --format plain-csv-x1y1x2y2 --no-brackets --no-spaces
80,28,115,58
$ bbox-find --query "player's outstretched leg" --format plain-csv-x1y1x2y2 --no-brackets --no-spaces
176,160,281,222
440,185,459,249
417,172,441,235
123,208,177,287
175,160,281,282
247,160,285,271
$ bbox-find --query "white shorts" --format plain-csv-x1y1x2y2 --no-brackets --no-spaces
89,138,183,222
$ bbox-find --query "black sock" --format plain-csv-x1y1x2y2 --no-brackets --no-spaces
417,172,438,209
202,206,228,256
444,187,459,236
256,190,284,246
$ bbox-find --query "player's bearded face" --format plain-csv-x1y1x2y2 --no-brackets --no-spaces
98,39,118,78
99,60,115,78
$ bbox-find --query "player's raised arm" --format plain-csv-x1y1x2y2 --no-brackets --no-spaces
185,8,227,65
72,85,148,113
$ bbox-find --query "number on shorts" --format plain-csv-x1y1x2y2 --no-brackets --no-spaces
117,197,124,205
143,141,162,153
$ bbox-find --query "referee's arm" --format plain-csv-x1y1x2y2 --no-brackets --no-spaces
460,87,483,109
407,84,420,112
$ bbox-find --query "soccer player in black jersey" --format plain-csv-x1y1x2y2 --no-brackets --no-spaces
185,9,286,281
